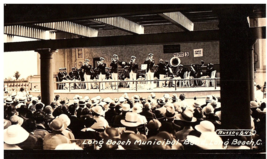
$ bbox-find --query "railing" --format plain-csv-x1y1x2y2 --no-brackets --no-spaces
53,77,220,92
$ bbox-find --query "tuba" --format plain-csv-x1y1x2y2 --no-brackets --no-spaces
170,53,181,67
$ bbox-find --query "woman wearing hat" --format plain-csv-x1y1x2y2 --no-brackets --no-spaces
90,106,109,131
43,118,71,150
4,125,29,150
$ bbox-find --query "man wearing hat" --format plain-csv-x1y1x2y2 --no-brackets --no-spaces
43,118,71,150
96,57,107,90
90,106,109,130
110,54,121,90
113,103,131,127
144,53,156,90
81,59,93,90
128,56,138,90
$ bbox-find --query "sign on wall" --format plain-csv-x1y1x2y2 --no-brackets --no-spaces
185,52,190,57
193,48,203,57
177,52,184,57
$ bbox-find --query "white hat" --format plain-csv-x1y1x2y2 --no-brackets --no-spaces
163,94,170,99
132,104,142,114
73,100,79,104
250,101,259,108
104,97,112,103
206,95,213,103
5,97,13,104
119,97,126,103
186,132,224,149
121,112,142,127
98,102,106,107
55,143,83,150
151,93,156,98
10,115,24,126
4,125,29,145
175,109,197,123
195,121,215,133
120,104,131,112
91,106,105,116
84,96,90,101
58,114,71,128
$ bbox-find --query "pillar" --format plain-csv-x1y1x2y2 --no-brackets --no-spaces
216,7,253,130
35,48,56,105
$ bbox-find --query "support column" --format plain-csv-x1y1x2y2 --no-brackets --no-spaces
35,48,56,105
217,8,253,130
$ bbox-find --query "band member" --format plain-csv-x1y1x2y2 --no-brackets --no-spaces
175,64,188,87
120,65,130,88
204,63,216,86
110,54,120,90
69,67,80,89
57,68,65,82
189,64,197,86
81,59,93,90
144,53,156,90
97,57,106,90
128,56,138,90
156,59,167,88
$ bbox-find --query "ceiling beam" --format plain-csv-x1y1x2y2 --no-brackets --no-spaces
160,12,194,31
4,25,55,40
4,27,265,52
4,4,214,25
34,21,98,37
94,17,144,34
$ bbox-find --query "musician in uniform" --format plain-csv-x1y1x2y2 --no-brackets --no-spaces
144,53,156,90
110,54,120,90
81,59,93,90
204,63,216,86
156,59,167,88
189,64,197,87
97,57,107,90
128,56,138,90
69,67,80,89
57,68,65,82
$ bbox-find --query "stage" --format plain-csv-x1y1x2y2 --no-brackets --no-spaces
29,86,220,101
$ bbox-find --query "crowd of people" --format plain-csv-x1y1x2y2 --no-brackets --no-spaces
57,53,217,90
3,81,266,150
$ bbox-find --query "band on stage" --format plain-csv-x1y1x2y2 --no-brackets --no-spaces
57,53,216,90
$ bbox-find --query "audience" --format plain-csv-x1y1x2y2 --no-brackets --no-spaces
3,82,266,150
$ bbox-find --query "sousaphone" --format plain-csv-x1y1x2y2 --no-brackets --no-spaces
170,53,181,67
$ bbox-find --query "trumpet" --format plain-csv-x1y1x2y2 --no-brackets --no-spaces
191,65,196,72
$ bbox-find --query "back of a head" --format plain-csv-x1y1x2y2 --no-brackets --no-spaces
68,104,77,115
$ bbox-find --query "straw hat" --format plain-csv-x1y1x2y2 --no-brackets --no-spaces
186,132,224,149
175,109,197,123
132,104,142,114
121,112,142,127
49,118,64,132
4,125,29,145
120,103,131,112
195,121,215,133
91,106,105,116
250,101,259,108
58,114,71,128
10,115,24,126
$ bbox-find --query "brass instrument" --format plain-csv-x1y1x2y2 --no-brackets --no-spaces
170,54,181,67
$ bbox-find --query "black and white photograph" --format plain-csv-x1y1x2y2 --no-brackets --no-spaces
2,3,266,159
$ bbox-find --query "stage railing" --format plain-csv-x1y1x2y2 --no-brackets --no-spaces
54,77,220,92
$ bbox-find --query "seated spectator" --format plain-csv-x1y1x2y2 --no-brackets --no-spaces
105,102,117,126
55,143,83,150
140,103,156,122
58,114,75,140
147,119,161,138
90,106,109,131
99,128,124,150
33,112,49,139
157,131,183,150
112,104,131,127
68,104,84,138
44,106,55,122
43,118,71,150
4,125,29,150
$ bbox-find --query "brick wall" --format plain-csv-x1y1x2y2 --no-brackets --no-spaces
52,22,220,73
